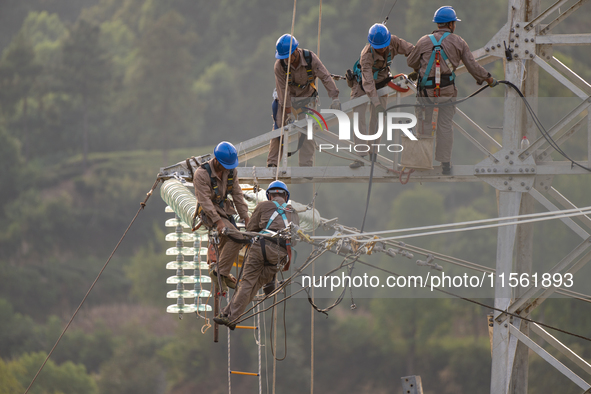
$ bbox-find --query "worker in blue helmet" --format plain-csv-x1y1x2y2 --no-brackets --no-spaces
347,24,415,169
215,181,299,330
193,141,250,290
269,34,341,168
407,6,498,175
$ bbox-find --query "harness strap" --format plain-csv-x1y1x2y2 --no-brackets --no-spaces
419,33,455,89
259,201,292,270
264,201,289,231
202,163,234,209
352,48,392,86
281,49,316,90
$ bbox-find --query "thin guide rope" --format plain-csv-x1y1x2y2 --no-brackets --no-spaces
311,2,321,393
276,0,298,180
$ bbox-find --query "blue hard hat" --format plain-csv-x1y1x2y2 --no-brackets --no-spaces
368,24,391,49
433,6,461,23
266,180,290,201
275,34,299,59
214,141,239,170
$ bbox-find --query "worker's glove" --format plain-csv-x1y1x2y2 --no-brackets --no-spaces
407,71,419,81
488,78,499,88
286,112,297,124
374,104,386,114
330,98,341,110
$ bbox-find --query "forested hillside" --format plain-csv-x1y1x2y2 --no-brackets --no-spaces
1,0,591,393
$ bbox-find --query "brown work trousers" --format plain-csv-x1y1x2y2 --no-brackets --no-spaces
267,104,315,167
350,81,388,155
416,85,457,163
222,241,287,321
214,217,245,277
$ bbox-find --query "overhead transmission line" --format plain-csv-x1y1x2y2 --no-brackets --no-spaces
310,206,591,242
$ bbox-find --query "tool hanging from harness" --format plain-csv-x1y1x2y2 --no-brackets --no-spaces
278,49,317,157
192,162,237,229
259,201,292,271
417,32,456,134
348,48,393,91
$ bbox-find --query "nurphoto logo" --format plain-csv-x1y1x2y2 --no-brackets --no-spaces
303,108,418,154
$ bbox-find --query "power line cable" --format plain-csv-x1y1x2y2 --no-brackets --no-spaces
501,80,591,172
364,208,591,243
310,206,591,240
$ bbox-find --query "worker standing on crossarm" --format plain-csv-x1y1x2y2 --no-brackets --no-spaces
193,141,250,289
214,181,299,329
268,34,340,168
407,6,498,175
347,23,414,169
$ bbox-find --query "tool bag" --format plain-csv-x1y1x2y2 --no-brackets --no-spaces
400,135,435,170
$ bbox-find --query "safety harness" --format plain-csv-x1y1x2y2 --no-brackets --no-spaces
194,162,237,228
202,162,233,208
280,49,316,91
418,32,456,94
417,32,456,134
276,51,318,156
351,47,393,91
259,201,293,271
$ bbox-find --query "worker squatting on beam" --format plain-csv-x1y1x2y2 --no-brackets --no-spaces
268,34,341,168
407,6,499,175
347,23,415,169
193,141,250,290
214,181,299,330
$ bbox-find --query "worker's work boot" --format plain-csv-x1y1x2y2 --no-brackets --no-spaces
263,281,275,296
209,270,231,292
213,314,236,330
442,162,452,175
223,274,237,289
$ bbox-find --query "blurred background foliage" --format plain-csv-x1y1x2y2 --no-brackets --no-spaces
1,0,591,393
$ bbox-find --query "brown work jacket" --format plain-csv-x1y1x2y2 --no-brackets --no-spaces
407,28,490,85
274,48,339,109
193,158,249,225
358,35,414,104
247,197,299,246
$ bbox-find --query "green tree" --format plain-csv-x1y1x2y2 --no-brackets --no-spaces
0,299,37,359
97,327,167,394
125,225,170,308
0,33,42,158
0,358,24,394
0,125,24,224
21,11,67,61
10,351,98,394
60,19,112,168
124,10,199,161
12,12,70,159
